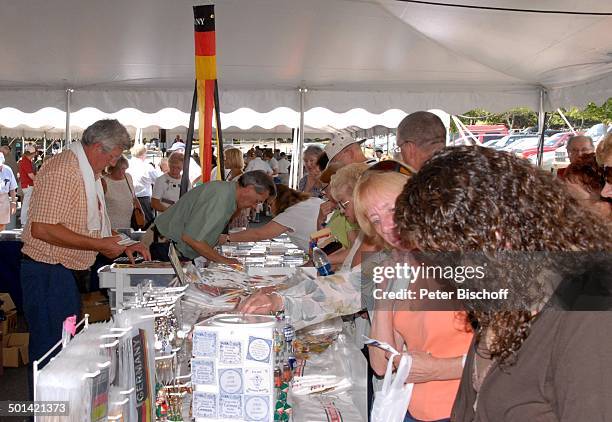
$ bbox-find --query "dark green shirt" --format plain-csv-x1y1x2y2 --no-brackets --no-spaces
154,181,237,259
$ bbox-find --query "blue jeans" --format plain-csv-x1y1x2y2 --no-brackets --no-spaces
404,412,450,422
20,258,81,363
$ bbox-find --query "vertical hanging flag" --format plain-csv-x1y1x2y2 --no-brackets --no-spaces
193,5,217,182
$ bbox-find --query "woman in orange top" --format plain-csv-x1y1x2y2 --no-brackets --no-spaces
353,169,473,422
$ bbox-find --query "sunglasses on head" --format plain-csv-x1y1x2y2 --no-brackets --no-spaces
367,160,415,176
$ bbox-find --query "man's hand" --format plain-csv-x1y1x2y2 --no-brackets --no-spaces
221,257,243,268
97,236,126,259
125,242,151,262
218,234,229,245
237,291,283,314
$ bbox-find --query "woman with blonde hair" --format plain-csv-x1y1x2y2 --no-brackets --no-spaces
152,151,185,213
354,167,472,422
211,147,245,181
298,145,324,196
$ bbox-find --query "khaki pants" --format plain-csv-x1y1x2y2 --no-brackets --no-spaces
20,186,33,225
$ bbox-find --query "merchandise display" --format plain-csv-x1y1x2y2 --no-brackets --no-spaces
32,237,366,421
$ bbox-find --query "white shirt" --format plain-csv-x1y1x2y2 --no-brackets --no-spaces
210,167,232,181
277,158,290,174
0,165,17,194
245,157,273,175
152,173,183,206
273,197,324,252
269,157,279,173
127,157,163,197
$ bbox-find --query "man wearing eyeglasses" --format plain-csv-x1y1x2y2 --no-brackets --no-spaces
558,135,595,180
395,111,447,171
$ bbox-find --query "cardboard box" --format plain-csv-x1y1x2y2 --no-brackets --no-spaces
1,310,17,335
81,292,111,323
0,293,16,313
0,293,17,336
2,333,29,367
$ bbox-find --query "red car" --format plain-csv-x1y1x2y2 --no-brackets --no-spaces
520,132,576,159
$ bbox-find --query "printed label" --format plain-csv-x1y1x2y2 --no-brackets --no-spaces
323,400,343,422
192,359,216,385
219,394,243,419
193,330,217,358
244,396,269,421
219,368,243,394
132,330,149,406
193,391,217,419
246,336,272,363
219,340,242,365
244,368,271,394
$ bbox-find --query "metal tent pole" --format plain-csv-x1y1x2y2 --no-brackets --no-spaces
556,108,576,133
536,89,547,167
64,89,73,148
298,87,307,183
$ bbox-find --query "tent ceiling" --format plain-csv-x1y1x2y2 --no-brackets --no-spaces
0,0,611,115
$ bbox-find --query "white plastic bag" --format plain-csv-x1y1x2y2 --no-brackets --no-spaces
370,353,414,422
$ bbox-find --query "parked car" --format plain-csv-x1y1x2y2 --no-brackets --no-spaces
450,133,506,146
491,133,536,149
502,136,542,153
519,132,573,159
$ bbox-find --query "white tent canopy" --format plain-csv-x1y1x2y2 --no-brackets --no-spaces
1,0,611,128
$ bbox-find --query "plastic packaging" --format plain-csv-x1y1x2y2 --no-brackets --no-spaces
312,245,334,276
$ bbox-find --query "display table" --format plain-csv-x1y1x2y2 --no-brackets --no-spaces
33,236,368,421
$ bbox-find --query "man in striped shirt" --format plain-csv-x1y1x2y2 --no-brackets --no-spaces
21,119,150,376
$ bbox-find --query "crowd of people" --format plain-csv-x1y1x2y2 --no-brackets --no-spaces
5,110,612,421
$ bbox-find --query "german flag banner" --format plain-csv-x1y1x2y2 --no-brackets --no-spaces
193,5,217,182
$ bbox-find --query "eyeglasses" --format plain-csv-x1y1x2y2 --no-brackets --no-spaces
338,200,351,211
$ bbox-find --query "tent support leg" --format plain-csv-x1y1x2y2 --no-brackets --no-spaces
297,87,307,184
64,88,73,148
536,89,547,168
181,80,198,197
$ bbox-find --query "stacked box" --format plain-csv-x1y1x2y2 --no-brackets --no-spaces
192,314,278,422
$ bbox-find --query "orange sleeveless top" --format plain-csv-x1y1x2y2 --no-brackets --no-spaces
392,311,473,421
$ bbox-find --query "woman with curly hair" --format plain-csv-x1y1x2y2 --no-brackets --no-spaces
394,146,612,421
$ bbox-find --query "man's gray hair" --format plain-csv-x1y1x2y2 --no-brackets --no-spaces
82,119,131,152
238,170,277,196
566,135,593,150
397,111,446,149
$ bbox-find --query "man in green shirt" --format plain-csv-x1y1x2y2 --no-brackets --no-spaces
152,170,276,264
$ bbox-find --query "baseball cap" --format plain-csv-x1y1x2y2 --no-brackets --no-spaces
168,141,186,152
24,144,37,154
323,133,363,165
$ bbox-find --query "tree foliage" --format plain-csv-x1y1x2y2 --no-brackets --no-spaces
458,98,611,131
